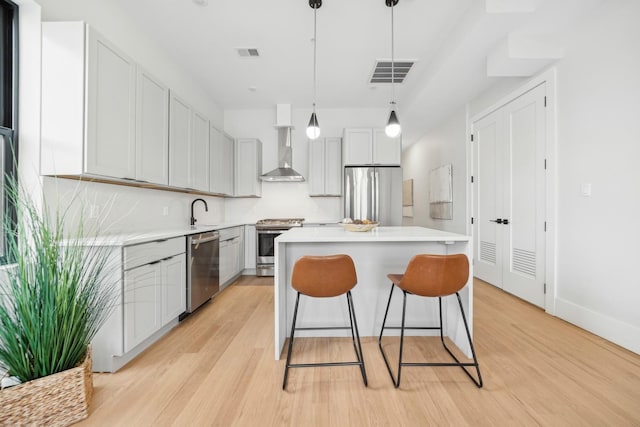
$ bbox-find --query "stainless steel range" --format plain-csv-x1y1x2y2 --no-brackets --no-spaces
256,218,304,276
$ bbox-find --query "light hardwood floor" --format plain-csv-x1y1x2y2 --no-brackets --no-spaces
79,277,640,426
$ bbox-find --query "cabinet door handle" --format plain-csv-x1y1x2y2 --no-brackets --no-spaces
502,219,509,225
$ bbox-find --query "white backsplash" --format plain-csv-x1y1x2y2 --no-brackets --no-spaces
42,177,225,236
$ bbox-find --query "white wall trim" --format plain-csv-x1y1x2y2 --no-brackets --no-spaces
555,297,640,355
467,67,558,315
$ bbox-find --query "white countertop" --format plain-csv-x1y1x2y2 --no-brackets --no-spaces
276,226,470,243
82,223,247,246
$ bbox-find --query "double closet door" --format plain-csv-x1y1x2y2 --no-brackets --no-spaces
472,83,546,308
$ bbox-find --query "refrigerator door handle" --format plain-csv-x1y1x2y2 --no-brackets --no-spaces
374,170,380,222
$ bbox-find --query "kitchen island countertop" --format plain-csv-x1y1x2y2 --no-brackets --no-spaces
277,225,470,243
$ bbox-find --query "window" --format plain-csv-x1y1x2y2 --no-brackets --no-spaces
0,0,18,263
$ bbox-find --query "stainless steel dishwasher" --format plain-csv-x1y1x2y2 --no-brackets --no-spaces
186,231,220,313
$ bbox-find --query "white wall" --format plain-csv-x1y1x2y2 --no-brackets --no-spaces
32,0,227,233
405,0,640,354
224,107,389,223
551,0,640,352
401,108,468,234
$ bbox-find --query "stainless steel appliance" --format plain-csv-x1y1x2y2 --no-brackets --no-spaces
187,231,220,313
344,166,403,225
256,218,304,276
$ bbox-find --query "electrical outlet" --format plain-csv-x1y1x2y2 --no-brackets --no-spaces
89,204,100,219
162,206,169,216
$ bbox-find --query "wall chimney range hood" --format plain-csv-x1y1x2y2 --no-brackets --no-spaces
261,105,305,182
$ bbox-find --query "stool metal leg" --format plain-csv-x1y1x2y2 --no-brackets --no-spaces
283,290,369,390
378,287,483,388
440,293,483,387
282,292,301,390
346,290,368,386
378,283,401,387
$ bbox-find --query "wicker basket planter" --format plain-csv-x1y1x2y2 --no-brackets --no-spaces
0,350,93,426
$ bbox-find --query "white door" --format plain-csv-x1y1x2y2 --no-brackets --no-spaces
473,108,504,286
473,83,546,307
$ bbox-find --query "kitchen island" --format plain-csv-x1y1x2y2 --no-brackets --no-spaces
273,226,473,360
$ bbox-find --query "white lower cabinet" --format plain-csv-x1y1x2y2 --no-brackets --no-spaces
161,254,187,325
219,227,244,288
124,263,161,352
123,238,185,352
93,237,186,372
244,225,256,271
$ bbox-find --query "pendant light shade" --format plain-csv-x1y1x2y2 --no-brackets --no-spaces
307,0,322,140
306,111,320,139
385,0,401,138
385,109,401,138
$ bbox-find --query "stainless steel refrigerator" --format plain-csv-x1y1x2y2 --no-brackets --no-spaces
344,166,403,225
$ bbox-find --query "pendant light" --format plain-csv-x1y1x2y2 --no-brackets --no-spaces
385,0,401,138
306,0,322,140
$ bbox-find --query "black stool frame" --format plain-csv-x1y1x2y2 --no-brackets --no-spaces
283,290,368,390
378,284,483,388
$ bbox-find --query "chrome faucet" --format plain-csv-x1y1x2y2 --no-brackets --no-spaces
190,198,208,227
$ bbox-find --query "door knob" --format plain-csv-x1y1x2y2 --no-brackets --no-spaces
489,218,503,224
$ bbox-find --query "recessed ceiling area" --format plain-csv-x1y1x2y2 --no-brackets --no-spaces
106,0,604,145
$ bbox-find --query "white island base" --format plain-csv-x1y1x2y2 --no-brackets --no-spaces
274,226,474,360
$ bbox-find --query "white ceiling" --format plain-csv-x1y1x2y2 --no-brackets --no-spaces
111,0,604,145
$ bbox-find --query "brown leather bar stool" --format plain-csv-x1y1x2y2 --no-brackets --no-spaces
282,254,368,390
378,254,483,388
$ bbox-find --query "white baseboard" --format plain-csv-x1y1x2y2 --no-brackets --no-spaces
555,297,640,355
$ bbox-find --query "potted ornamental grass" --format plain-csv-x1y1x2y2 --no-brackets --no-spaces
0,180,117,426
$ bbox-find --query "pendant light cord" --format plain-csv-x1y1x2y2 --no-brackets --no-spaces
313,5,318,114
391,2,395,107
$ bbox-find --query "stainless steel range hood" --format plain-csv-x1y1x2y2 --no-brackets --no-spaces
261,105,305,182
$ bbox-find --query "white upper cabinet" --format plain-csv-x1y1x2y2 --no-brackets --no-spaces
235,139,262,197
169,93,210,192
190,110,210,192
372,129,402,165
343,129,373,165
308,137,342,196
223,134,235,194
136,68,169,185
210,127,234,196
41,22,136,178
343,128,401,166
168,92,191,188
86,29,136,178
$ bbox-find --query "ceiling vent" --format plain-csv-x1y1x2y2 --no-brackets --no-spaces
369,60,415,84
236,48,260,57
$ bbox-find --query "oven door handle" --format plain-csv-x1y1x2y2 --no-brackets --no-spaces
257,229,286,234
